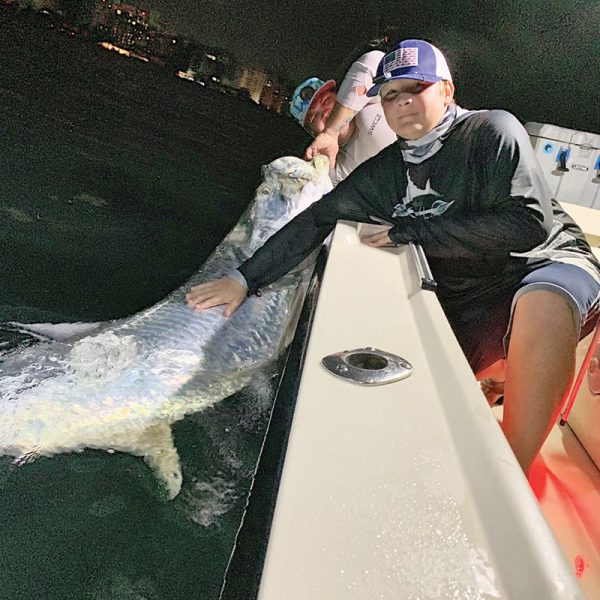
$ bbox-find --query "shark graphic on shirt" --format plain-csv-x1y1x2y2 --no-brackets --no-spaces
392,170,454,219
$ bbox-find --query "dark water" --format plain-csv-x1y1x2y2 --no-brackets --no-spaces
0,8,309,324
0,9,309,600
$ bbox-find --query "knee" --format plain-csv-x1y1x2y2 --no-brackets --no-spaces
513,290,579,342
514,290,580,330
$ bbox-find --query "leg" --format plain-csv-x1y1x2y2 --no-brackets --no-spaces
476,359,506,381
450,302,511,405
502,290,579,474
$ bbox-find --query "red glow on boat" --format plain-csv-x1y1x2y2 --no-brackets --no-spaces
528,456,548,500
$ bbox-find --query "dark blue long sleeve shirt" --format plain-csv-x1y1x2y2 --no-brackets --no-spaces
239,110,598,316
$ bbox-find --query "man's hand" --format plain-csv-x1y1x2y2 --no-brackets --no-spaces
361,229,397,248
304,130,340,169
186,277,247,317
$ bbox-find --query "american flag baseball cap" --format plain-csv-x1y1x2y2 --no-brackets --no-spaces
366,39,452,97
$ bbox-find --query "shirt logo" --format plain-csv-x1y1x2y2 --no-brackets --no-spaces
392,171,454,219
368,113,382,136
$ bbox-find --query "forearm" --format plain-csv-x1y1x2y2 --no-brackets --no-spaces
239,210,334,294
389,202,547,259
239,178,374,293
304,101,356,165
323,101,357,143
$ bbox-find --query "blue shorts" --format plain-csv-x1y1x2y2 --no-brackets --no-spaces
451,263,600,374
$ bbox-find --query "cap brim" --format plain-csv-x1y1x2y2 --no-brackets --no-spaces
366,84,380,97
303,79,336,125
366,74,446,97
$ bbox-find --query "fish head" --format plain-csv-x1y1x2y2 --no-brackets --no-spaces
251,156,333,228
264,155,327,193
279,155,330,198
251,177,288,225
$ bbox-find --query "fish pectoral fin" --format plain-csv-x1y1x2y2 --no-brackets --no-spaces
6,320,103,342
130,421,182,500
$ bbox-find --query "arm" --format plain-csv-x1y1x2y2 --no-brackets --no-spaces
326,103,357,147
304,102,357,167
187,170,380,314
305,51,383,168
387,203,546,258
239,174,374,293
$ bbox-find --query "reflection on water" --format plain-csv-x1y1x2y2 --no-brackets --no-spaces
0,9,308,323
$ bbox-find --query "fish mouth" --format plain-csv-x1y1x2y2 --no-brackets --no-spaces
312,154,329,174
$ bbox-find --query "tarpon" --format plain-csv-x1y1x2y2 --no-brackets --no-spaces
0,155,332,498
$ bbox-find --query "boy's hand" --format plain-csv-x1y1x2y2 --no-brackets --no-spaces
186,277,247,317
361,229,396,248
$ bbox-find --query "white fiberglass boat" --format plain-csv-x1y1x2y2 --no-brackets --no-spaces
221,122,600,599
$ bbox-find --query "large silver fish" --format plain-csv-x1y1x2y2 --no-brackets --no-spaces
0,155,332,498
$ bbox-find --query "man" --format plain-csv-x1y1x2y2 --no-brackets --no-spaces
289,50,397,186
186,39,600,477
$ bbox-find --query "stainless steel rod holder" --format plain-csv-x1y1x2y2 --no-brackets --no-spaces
409,242,437,291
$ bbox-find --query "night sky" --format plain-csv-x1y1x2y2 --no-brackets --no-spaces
138,0,383,79
131,0,599,131
136,0,599,78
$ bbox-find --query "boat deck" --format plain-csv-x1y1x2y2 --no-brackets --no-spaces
492,400,600,598
535,419,600,596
